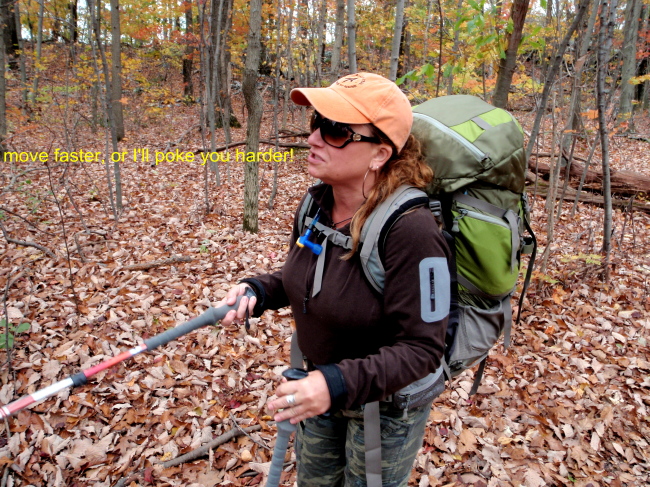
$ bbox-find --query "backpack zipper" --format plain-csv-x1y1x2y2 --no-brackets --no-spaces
413,112,487,163
460,209,510,230
451,209,468,233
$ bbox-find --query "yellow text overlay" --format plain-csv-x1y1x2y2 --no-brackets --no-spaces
3,148,295,165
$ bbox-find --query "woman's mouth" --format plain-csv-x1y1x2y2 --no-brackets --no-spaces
308,151,324,164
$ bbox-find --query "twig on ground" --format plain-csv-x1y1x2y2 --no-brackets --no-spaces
73,232,88,264
112,423,268,487
0,206,56,237
0,221,56,259
162,424,265,468
3,270,25,374
229,412,272,451
121,255,192,271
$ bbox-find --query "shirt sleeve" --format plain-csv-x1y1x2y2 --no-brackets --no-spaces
336,206,451,410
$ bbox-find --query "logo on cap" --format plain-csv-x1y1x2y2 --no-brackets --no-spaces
335,74,366,89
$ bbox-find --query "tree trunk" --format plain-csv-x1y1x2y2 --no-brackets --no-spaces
539,93,559,274
1,0,17,59
446,0,463,95
389,0,406,81
435,0,443,96
346,0,357,73
400,4,411,75
568,0,598,135
282,0,295,129
205,0,222,184
110,0,125,141
423,0,432,66
330,0,345,82
315,0,327,86
541,0,554,73
637,5,649,109
524,0,590,161
182,3,194,97
31,0,45,104
12,1,27,110
216,0,234,144
197,0,212,209
597,0,618,281
492,0,530,108
0,23,5,160
89,0,121,216
69,1,79,43
269,0,283,209
617,0,642,127
242,0,263,233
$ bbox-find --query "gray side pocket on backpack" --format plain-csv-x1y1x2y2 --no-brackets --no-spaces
449,298,509,371
391,367,445,411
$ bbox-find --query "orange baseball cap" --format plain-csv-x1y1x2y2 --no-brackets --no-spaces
290,73,413,152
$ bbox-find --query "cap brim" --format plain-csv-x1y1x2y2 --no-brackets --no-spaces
290,88,371,125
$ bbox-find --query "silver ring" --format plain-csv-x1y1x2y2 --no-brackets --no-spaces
286,394,296,407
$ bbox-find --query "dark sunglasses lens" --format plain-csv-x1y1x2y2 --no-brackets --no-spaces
321,122,351,148
310,112,320,133
311,112,352,148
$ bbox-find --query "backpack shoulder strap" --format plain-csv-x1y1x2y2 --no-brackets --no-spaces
297,191,316,235
358,185,430,293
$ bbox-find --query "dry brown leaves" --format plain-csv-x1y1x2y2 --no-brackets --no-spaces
0,81,649,486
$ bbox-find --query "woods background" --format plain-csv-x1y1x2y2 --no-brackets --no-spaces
0,0,649,486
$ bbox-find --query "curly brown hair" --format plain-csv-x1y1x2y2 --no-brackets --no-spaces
344,129,433,258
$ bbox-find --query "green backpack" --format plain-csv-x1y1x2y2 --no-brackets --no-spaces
294,95,536,487
410,94,537,384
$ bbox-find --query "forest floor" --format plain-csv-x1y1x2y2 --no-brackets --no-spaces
1,61,650,487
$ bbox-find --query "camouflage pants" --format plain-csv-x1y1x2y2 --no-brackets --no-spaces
295,400,431,487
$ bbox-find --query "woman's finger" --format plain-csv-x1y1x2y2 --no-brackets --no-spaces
268,371,331,423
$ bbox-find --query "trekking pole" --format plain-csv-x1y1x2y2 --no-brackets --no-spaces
0,288,256,420
266,368,308,487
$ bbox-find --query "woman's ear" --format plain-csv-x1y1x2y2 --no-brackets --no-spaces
370,143,393,170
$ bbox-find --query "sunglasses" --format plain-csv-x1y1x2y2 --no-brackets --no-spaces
310,112,381,149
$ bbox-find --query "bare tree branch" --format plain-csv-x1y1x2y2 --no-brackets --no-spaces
0,221,57,259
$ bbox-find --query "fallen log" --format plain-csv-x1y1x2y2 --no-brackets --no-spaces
200,137,310,153
527,179,650,214
529,156,650,196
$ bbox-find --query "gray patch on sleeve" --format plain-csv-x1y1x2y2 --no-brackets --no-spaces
419,257,450,323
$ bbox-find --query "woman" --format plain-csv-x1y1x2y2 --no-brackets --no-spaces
222,73,450,486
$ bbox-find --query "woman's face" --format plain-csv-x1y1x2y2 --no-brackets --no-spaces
306,117,392,190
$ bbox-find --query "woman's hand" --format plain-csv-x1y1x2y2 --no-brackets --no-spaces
219,284,257,326
268,371,332,424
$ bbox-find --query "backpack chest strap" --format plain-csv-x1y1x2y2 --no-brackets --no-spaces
305,217,353,297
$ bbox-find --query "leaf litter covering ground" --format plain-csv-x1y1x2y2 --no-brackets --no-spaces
1,103,649,486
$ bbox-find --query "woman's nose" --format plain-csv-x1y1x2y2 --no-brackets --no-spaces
307,128,325,147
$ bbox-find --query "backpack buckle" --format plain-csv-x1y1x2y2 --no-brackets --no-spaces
521,236,535,255
428,199,443,222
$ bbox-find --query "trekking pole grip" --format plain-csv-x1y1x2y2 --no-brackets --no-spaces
266,368,308,487
143,287,256,351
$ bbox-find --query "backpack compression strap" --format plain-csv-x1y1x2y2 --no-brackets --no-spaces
364,402,382,487
515,215,537,325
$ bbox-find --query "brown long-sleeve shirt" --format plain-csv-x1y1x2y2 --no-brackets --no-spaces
249,184,450,410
